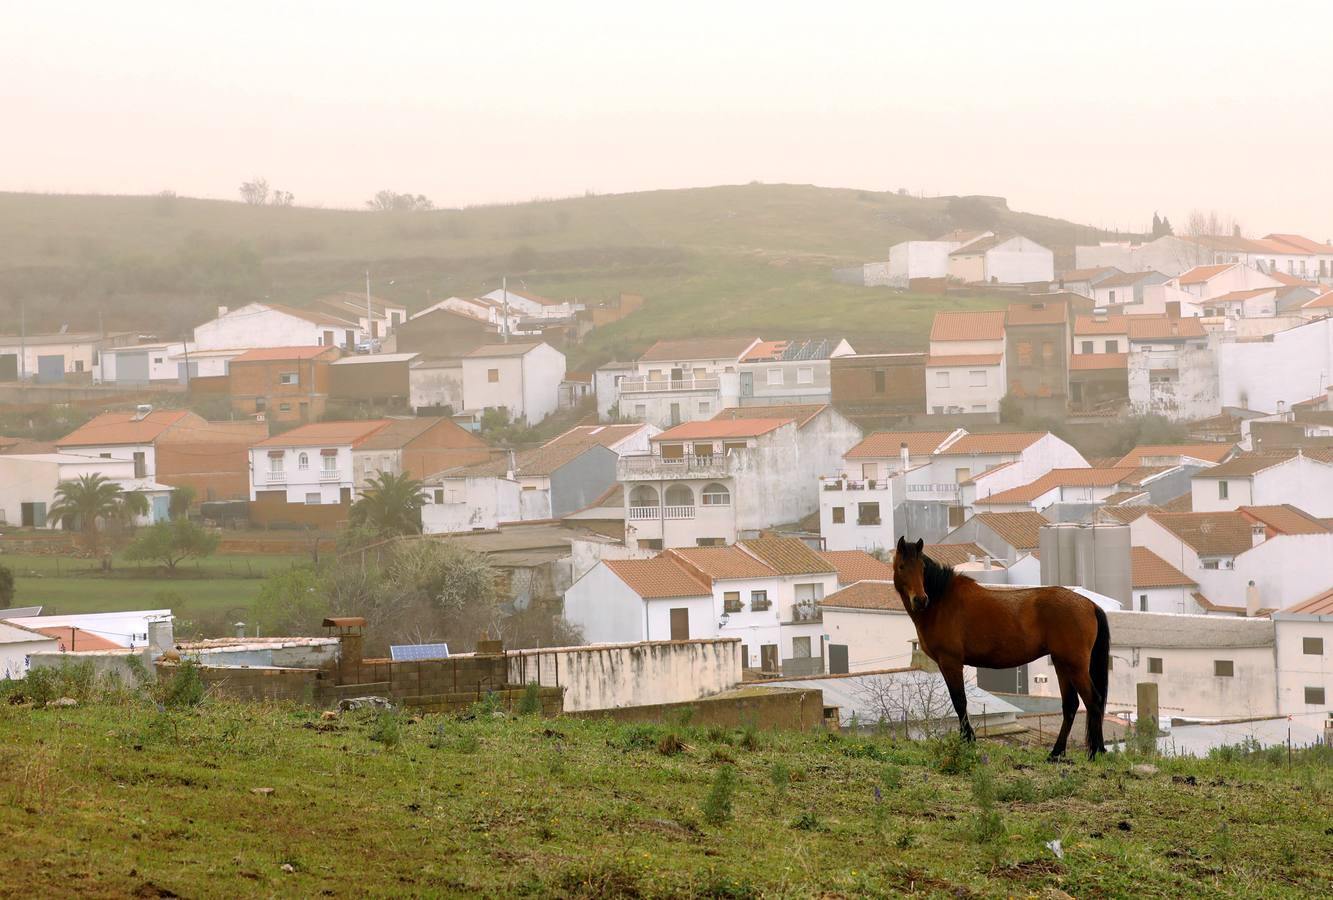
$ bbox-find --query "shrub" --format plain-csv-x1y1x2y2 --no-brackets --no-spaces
369,710,402,748
0,564,14,608
160,659,205,708
518,682,543,716
931,734,978,774
969,765,1005,844
701,766,737,827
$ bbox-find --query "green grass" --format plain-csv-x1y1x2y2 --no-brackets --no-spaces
0,184,1114,369
0,696,1327,897
3,552,306,632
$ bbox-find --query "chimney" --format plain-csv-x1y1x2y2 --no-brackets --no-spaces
505,449,517,480
1276,400,1286,416
217,305,229,318
234,621,247,639
899,441,910,472
1251,524,1266,548
1245,580,1262,617
147,618,174,655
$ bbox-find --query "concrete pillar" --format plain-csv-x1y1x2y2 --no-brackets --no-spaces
338,631,363,685
1136,681,1158,725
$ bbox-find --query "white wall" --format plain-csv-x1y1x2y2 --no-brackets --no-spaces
249,445,353,504
57,444,156,478
562,564,650,643
462,344,565,424
195,303,348,350
1274,617,1332,716
410,363,464,412
0,629,61,679
1219,317,1333,414
925,361,1004,414
823,606,920,672
422,476,521,534
985,236,1054,284
1128,342,1220,421
820,474,903,552
888,240,958,282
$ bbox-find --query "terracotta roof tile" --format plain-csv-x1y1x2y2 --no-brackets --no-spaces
1073,315,1130,336
818,550,894,584
1069,353,1127,371
1006,302,1067,326
464,341,547,358
1280,586,1333,616
926,353,1004,367
929,310,1006,343
935,432,1046,456
1058,267,1122,282
925,543,1005,568
57,409,195,447
1131,547,1195,588
603,558,711,599
711,405,827,428
230,346,338,363
667,546,776,580
1159,493,1193,512
1177,264,1234,285
819,580,904,611
653,419,792,441
845,431,955,459
1193,453,1298,478
355,417,485,452
543,424,649,451
1099,504,1158,524
1208,288,1275,304
436,442,602,478
1302,290,1333,309
638,336,761,363
970,511,1049,550
252,419,393,449
1097,270,1162,288
1147,511,1259,556
1238,505,1330,536
1263,234,1333,255
1127,316,1206,341
31,626,123,651
975,468,1137,505
1114,444,1234,467
739,538,835,575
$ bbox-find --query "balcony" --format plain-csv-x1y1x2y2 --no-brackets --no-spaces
264,470,286,484
619,375,721,394
618,453,735,480
786,602,822,624
821,475,892,492
627,505,696,520
319,469,341,482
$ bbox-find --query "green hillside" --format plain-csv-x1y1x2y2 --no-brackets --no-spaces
0,184,1116,367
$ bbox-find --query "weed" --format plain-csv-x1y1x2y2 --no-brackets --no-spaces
158,659,205,709
368,710,402,749
1212,821,1234,865
881,763,902,791
895,827,917,850
701,766,737,827
997,775,1036,803
657,732,686,756
969,764,1005,844
790,809,825,832
737,721,761,752
611,724,662,752
468,691,502,719
769,761,789,812
931,734,978,775
708,747,735,765
517,682,543,716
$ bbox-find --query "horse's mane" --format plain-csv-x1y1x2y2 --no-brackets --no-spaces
922,553,965,604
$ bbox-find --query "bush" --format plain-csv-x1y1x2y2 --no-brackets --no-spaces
369,710,402,748
701,766,737,826
0,564,14,608
931,734,978,775
518,682,543,716
23,660,98,706
160,659,205,708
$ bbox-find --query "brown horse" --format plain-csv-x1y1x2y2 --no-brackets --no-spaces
892,537,1110,760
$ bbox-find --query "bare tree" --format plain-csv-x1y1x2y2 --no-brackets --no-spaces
1181,208,1242,267
271,190,295,207
367,190,434,212
239,177,270,206
853,670,977,739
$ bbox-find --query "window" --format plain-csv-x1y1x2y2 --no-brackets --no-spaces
1105,340,1119,353
153,357,164,365
487,368,499,383
701,483,730,506
633,404,647,418
698,402,710,415
796,367,814,385
969,370,986,387
1214,659,1234,677
723,591,742,613
831,506,845,524
255,397,267,412
1148,657,1163,674
791,636,812,659
638,538,663,550
861,463,878,480
664,484,695,508
1305,686,1326,705
304,493,321,506
298,452,309,470
1017,342,1033,365
279,403,291,412
1303,637,1324,655
954,467,970,484
857,502,880,526
932,406,944,414
767,368,784,386
75,360,84,373
279,372,297,385
695,537,725,547
1108,290,1116,303
873,370,886,393
629,485,659,508
1203,560,1219,570
1041,342,1054,363
971,404,986,412
935,371,950,387
750,590,771,611
268,454,284,474
1081,341,1094,354
1218,480,1230,500
694,442,715,460
321,453,337,474
1139,594,1148,612
433,489,444,504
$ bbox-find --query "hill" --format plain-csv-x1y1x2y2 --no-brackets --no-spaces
0,184,1116,366
1,694,1328,897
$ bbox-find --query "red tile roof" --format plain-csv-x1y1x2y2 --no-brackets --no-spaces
1073,315,1129,336
230,346,336,363
1146,511,1259,556
543,424,649,451
1208,288,1275,304
929,310,1007,343
1098,270,1162,288
652,419,792,441
1267,271,1318,288
739,538,835,575
845,431,955,459
667,546,776,580
252,419,392,449
1130,547,1195,588
1114,444,1234,467
925,543,1006,568
355,417,485,452
1263,234,1333,255
975,467,1137,505
819,581,905,612
1280,586,1333,616
1238,505,1330,536
638,336,761,363
818,550,894,584
603,558,710,599
935,432,1046,456
1192,453,1298,478
711,405,828,428
32,626,123,651
969,511,1049,550
1006,302,1067,326
57,409,195,447
1069,353,1128,371
926,353,1004,367
1126,316,1206,341
1177,264,1234,285
1302,291,1333,310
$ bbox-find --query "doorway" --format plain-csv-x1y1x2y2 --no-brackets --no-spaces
669,608,690,641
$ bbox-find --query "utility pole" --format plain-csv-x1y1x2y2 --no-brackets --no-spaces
19,303,26,382
501,275,510,344
365,269,373,353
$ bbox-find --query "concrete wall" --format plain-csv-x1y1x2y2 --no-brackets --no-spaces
1219,317,1333,414
1128,342,1220,421
410,362,465,412
1273,617,1332,715
422,476,520,534
549,445,617,518
570,686,825,730
506,638,741,712
822,606,919,673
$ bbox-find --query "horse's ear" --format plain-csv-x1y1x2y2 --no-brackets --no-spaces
914,538,924,554
896,535,907,554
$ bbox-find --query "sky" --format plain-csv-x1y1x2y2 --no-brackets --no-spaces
3,1,1333,236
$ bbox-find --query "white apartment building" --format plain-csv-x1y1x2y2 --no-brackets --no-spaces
195,302,365,352
1272,589,1333,715
460,341,566,425
611,336,760,429
925,310,1007,415
620,407,861,549
1190,451,1333,517
248,420,392,507
737,338,854,406
1126,315,1220,422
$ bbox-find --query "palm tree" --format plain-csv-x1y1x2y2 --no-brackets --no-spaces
46,474,129,550
350,472,426,537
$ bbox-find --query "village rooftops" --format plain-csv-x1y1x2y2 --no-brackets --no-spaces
741,338,847,362
974,468,1138,505
1126,316,1206,341
602,558,710,599
229,346,338,363
1097,270,1163,288
542,424,652,451
29,626,130,652
969,510,1050,551
667,546,777,580
637,336,762,363
1263,233,1333,255
353,417,483,452
1056,266,1123,283
845,430,957,459
252,419,393,449
56,409,195,447
1146,511,1265,556
818,550,894,584
1114,444,1234,467
1192,450,1333,479
818,581,904,612
1176,264,1235,285
1276,586,1333,617
463,342,546,358
934,431,1046,456
330,353,420,366
924,543,1005,569
929,310,1006,343
1238,504,1331,536
711,404,829,428
261,301,360,327
740,537,836,576
948,234,1004,256
1005,301,1067,326
1130,547,1195,588
431,442,600,480
492,288,565,307
651,418,793,441
311,292,403,318
1208,289,1275,304
1301,291,1333,310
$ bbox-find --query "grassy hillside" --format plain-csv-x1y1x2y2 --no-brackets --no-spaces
0,185,1116,367
1,694,1328,898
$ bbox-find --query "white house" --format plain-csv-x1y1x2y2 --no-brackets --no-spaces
620,406,860,550
1049,266,1124,299
1272,588,1333,715
1073,315,1129,356
0,620,61,679
541,423,660,457
415,296,523,335
593,361,637,421
409,359,464,412
887,231,994,285
480,287,579,320
309,292,408,341
461,342,566,425
0,331,136,383
194,302,364,352
0,453,173,528
921,431,1089,513
248,420,392,507
96,342,195,385
1190,451,1333,516
1128,546,1199,614
819,581,919,673
1218,316,1333,414
947,235,1054,285
925,310,1007,415
613,336,760,429
973,467,1149,515
1091,271,1169,310
1126,315,1219,422
737,338,854,406
1169,264,1280,303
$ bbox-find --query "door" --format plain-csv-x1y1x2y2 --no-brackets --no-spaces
345,330,356,349
829,644,849,675
299,401,309,422
760,644,779,673
0,354,17,382
36,355,65,384
371,320,380,339
20,501,46,528
117,351,150,385
669,403,681,425
152,495,170,523
670,367,684,383
132,452,147,478
739,371,753,398
669,607,690,641
323,330,335,347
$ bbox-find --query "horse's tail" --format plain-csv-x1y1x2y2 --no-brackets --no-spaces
1087,604,1111,754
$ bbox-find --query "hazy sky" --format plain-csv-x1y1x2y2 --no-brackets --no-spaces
5,1,1333,235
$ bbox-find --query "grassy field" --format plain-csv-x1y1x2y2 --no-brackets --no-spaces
0,184,1115,369
1,693,1328,898
2,551,305,631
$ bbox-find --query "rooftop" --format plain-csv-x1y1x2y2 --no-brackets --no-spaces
603,558,709,599
975,467,1138,505
667,546,776,580
543,424,652,451
924,543,1006,568
711,405,828,429
1238,504,1331,536
741,338,844,362
929,310,1006,343
845,430,955,459
252,419,392,449
1073,315,1129,336
261,301,359,327
968,511,1050,550
1114,444,1234,467
1146,511,1261,556
1278,586,1333,617
1131,547,1195,588
652,418,793,442
819,581,904,612
464,342,547,359
1097,270,1163,288
1177,264,1234,285
935,431,1046,456
1069,353,1128,371
926,353,1004,367
1126,316,1206,341
1005,302,1067,326
739,538,836,576
355,417,484,452
230,345,337,363
57,409,195,447
330,352,420,366
638,336,761,363
818,550,894,584
1208,288,1275,304
1192,453,1303,479
1056,266,1122,283
435,442,601,479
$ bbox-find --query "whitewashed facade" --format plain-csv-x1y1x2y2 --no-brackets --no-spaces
461,342,566,424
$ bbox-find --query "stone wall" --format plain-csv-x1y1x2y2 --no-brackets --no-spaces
570,687,825,731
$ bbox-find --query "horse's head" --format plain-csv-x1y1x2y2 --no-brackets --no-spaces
894,536,928,613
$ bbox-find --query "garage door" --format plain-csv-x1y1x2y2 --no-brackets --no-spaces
36,354,65,384
0,354,17,382
116,352,150,385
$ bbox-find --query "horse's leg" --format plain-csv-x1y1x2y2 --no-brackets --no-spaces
1048,664,1080,760
939,661,974,742
1062,663,1105,761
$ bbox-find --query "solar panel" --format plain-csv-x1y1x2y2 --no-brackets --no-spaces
389,642,450,661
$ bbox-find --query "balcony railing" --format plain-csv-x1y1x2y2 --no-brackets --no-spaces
619,376,721,394
319,469,341,481
787,602,822,624
618,454,736,479
627,505,696,520
821,476,892,492
265,470,286,484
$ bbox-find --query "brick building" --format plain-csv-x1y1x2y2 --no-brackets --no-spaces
228,345,340,425
830,352,926,425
